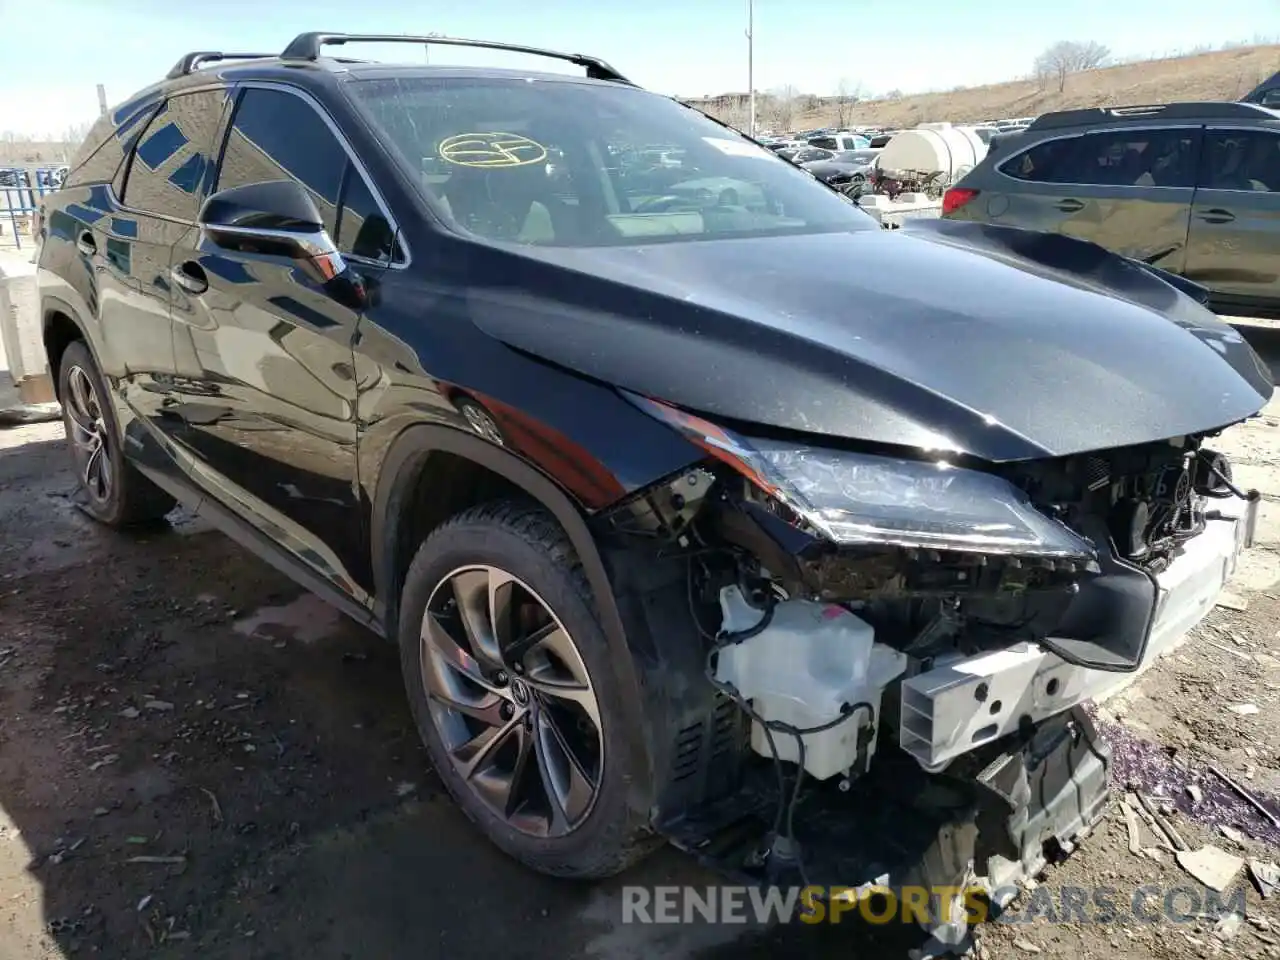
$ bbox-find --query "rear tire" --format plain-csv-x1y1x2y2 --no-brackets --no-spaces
398,500,656,878
58,340,175,527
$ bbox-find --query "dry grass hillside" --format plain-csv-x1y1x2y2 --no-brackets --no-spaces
780,43,1280,130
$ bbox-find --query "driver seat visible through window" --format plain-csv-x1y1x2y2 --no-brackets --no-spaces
440,161,566,243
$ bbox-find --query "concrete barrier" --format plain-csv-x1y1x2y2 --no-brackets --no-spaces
858,193,943,228
0,249,59,424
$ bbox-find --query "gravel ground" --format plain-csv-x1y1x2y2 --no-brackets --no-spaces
1,333,1280,959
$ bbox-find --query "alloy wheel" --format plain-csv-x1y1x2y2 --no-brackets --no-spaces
420,565,604,837
64,365,112,503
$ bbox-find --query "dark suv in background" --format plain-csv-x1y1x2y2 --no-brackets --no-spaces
36,32,1269,951
943,101,1280,317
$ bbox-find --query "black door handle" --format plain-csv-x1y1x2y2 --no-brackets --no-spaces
1054,198,1085,213
76,231,96,255
170,261,209,295
1196,208,1236,224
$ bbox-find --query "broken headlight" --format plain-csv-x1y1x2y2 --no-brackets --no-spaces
629,395,1095,561
744,439,1095,558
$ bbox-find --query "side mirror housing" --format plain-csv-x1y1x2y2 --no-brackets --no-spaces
200,179,324,234
198,180,353,292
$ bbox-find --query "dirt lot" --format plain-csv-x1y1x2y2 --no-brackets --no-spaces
2,334,1280,960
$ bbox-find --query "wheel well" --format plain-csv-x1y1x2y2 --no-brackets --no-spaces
42,310,82,400
371,424,656,801
391,450,527,614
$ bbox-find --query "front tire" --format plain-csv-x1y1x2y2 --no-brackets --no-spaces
398,500,655,878
58,340,174,526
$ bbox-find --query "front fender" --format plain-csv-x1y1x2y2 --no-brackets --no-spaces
368,422,665,813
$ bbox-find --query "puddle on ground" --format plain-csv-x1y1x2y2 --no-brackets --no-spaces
232,593,344,645
1093,714,1280,848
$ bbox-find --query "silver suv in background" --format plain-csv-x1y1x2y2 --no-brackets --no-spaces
943,101,1280,317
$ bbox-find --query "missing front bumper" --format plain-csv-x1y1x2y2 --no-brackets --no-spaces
660,707,1110,954
908,707,1112,953
900,492,1254,769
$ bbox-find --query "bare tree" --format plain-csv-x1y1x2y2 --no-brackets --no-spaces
834,77,862,127
62,120,93,146
720,99,751,134
1033,40,1111,93
770,84,798,133
1033,57,1053,91
1035,42,1072,93
1077,40,1110,70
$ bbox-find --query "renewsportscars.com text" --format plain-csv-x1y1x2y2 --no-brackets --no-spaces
621,884,1248,925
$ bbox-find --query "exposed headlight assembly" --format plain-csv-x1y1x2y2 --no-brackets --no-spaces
629,395,1096,562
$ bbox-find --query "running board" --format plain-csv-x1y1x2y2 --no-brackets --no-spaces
131,450,381,636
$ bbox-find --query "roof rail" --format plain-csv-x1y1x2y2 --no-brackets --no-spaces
279,32,632,84
1029,101,1277,131
166,51,275,80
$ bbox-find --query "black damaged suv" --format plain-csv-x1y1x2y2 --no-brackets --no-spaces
38,32,1269,947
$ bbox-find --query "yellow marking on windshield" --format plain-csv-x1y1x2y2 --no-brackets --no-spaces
439,132,548,168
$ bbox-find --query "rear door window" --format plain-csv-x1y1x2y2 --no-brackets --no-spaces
1199,130,1280,192
65,101,162,189
1001,135,1089,183
119,90,228,219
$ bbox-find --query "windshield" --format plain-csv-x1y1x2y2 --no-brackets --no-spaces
347,75,870,247
836,150,879,164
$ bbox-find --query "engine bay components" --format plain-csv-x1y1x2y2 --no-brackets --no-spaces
602,401,1260,954
712,585,906,781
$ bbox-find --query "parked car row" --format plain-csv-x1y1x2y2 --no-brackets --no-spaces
798,148,881,193
758,128,877,157
0,165,69,189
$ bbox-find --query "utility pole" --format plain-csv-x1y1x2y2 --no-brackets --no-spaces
96,84,107,117
423,31,444,64
746,0,755,137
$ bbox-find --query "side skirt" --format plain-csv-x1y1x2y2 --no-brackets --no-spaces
134,459,383,637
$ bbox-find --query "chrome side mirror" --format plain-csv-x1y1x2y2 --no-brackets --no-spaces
198,180,348,286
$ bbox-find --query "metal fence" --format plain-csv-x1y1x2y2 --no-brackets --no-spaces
1,168,64,251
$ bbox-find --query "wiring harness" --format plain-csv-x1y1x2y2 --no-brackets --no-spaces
687,555,873,889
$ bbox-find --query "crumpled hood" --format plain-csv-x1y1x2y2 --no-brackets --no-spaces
465,219,1272,462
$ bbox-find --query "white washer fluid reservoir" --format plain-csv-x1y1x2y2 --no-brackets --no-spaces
713,585,907,781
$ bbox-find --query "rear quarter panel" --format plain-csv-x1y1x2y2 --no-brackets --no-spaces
38,185,118,374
